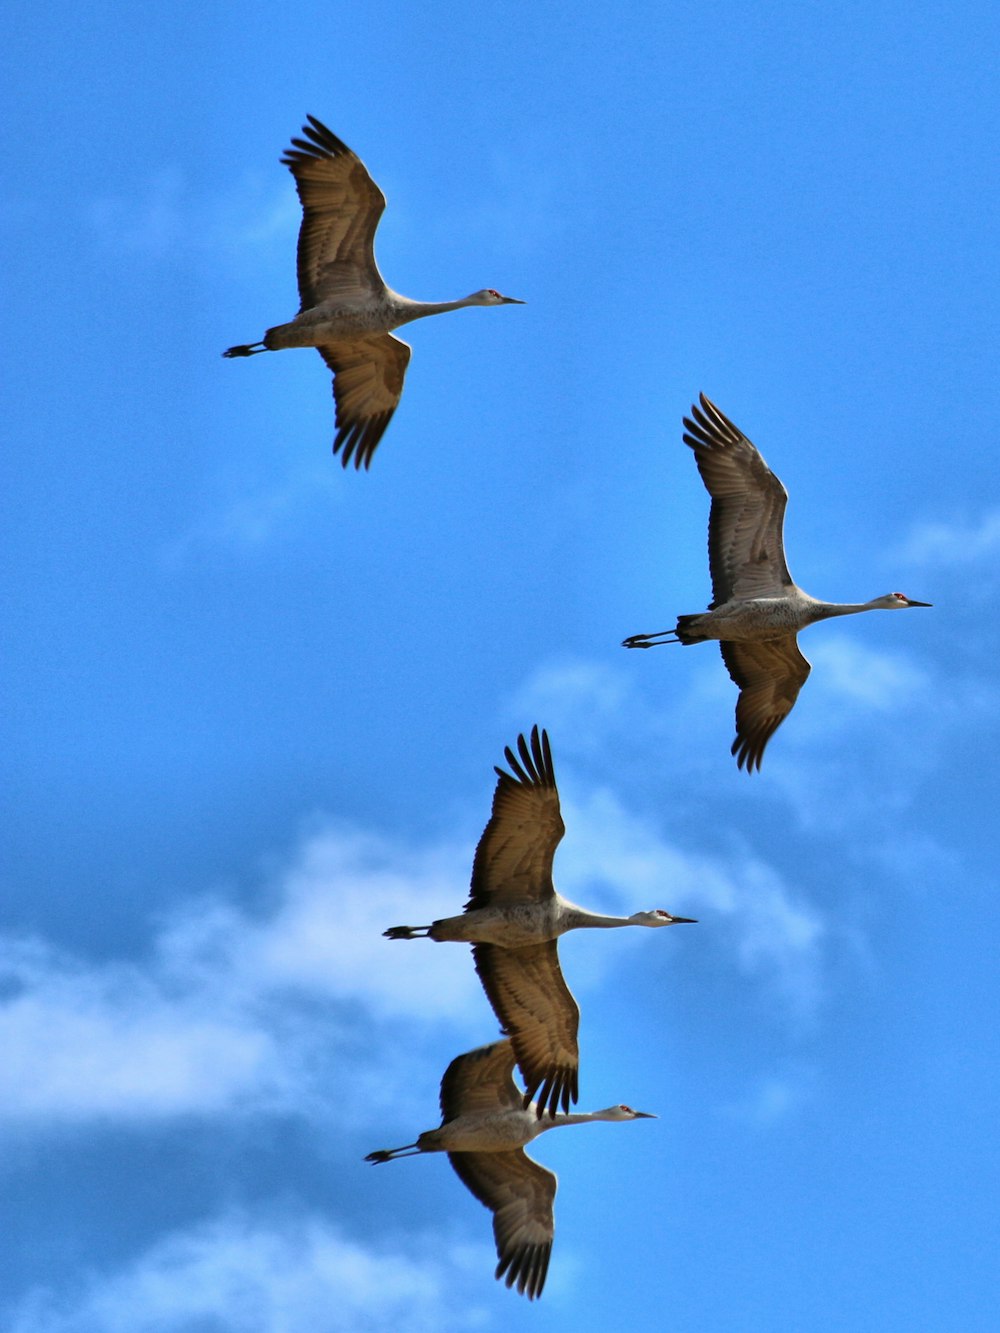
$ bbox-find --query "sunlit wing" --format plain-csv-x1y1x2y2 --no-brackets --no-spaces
448,1149,556,1301
281,115,388,309
720,635,812,772
467,727,564,911
317,334,411,469
683,393,794,604
438,1040,522,1121
473,940,580,1118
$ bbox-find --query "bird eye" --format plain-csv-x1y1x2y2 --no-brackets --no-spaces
619,1104,631,1113
892,592,905,600
487,289,500,298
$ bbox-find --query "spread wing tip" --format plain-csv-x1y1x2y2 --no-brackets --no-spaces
281,115,355,167
497,1241,552,1300
499,726,555,790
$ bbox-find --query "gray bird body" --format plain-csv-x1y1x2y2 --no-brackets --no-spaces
223,116,523,469
623,394,932,771
383,727,694,1116
365,1040,655,1301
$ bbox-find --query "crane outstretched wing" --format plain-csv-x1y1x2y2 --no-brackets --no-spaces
467,727,564,911
281,116,388,310
448,1149,556,1301
438,1040,522,1121
473,941,579,1118
721,636,812,772
317,334,411,470
683,393,794,604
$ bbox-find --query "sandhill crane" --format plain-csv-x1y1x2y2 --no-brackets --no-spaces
365,1039,654,1300
384,726,695,1117
622,394,932,771
222,116,524,470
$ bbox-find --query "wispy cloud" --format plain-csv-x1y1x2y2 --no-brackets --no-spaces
7,1211,493,1333
894,508,1000,568
0,824,485,1129
85,173,298,260
0,936,287,1122
720,1069,815,1127
558,787,825,1016
0,757,830,1133
801,635,929,710
160,462,341,564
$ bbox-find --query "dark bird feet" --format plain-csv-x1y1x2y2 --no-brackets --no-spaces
383,925,427,939
364,1150,393,1164
222,343,266,358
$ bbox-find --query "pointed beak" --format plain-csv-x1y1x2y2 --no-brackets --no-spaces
669,916,698,925
906,599,932,607
501,296,526,304
633,1111,657,1119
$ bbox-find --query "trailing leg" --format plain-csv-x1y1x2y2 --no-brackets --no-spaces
222,342,268,358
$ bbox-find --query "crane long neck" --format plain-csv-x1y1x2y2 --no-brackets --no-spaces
539,1110,609,1131
392,296,474,324
562,906,634,930
811,599,881,621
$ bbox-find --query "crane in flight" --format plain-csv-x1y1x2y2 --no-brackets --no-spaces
365,1039,655,1300
223,116,524,469
623,394,931,770
384,726,695,1116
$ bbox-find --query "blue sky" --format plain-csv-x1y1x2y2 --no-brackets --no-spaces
3,1,999,1329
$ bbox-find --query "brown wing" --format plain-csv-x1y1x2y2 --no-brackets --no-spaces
281,116,388,309
473,941,579,1118
467,727,564,912
720,636,812,772
683,393,794,604
438,1040,522,1121
317,334,411,470
448,1149,556,1300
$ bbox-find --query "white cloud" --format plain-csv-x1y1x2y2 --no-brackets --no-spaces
0,824,486,1129
0,674,853,1136
7,1211,492,1333
801,635,928,709
895,508,1000,567
509,659,637,753
720,1071,814,1127
0,937,286,1122
86,174,298,260
558,787,825,1016
160,463,343,565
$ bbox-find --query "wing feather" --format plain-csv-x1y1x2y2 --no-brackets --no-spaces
720,636,812,772
448,1149,556,1300
281,116,388,309
683,393,794,604
473,941,580,1118
467,727,564,911
317,334,411,470
438,1040,522,1121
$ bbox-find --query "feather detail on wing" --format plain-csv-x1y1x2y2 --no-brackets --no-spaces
317,334,411,470
720,636,812,772
473,941,579,1118
467,727,564,911
281,115,388,309
683,393,794,604
438,1040,522,1121
448,1149,556,1300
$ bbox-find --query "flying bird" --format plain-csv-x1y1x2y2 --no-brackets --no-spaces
384,726,695,1117
622,393,932,771
365,1039,655,1300
223,115,524,469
